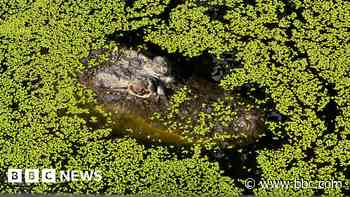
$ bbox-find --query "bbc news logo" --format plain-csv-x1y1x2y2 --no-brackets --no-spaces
7,169,102,183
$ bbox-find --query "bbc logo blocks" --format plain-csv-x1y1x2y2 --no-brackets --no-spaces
7,169,22,183
7,169,56,183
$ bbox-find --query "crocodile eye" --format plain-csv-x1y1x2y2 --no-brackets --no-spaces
130,81,145,93
128,81,152,98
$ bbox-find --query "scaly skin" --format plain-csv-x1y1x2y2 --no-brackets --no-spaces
81,47,173,99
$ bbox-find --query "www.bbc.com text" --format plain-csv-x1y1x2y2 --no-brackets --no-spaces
244,178,343,190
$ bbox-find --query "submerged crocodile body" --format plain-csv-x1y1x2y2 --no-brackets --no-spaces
79,47,265,148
